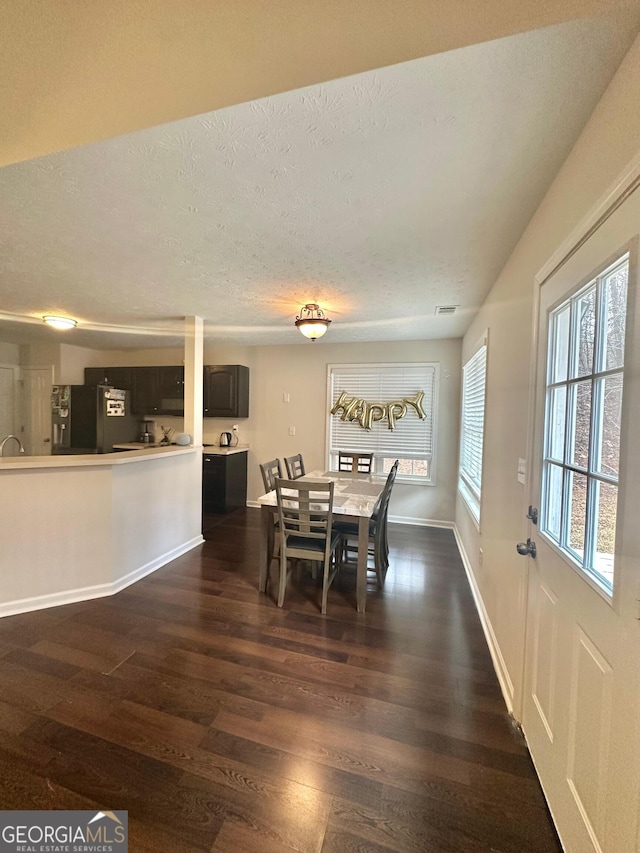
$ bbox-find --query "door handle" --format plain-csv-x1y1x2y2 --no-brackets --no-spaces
516,538,537,558
43,437,51,443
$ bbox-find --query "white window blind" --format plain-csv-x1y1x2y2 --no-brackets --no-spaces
458,343,487,521
328,364,437,462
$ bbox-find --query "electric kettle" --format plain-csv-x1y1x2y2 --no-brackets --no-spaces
220,432,232,447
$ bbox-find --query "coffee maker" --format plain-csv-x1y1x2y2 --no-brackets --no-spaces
139,420,156,443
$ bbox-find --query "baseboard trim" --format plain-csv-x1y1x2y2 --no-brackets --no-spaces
388,515,454,528
0,535,204,619
453,525,515,715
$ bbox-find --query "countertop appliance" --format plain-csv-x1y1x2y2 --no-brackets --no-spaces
139,419,156,443
219,431,232,447
51,384,137,454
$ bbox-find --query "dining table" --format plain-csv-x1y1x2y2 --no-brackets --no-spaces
256,469,386,614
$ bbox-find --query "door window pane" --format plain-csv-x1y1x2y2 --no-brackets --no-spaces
595,375,623,478
572,288,596,378
550,305,570,383
602,265,628,371
547,387,566,462
569,381,591,469
593,480,617,589
568,471,588,562
544,463,563,542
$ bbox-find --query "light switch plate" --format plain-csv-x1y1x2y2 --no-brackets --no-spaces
517,458,526,485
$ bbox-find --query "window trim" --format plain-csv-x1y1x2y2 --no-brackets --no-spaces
325,362,439,485
458,333,488,527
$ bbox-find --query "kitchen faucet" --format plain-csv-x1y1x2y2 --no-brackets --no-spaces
0,435,25,457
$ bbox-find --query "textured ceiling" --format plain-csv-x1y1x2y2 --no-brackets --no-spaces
0,15,638,350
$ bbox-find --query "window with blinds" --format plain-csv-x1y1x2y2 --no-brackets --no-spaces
327,363,438,483
458,341,488,523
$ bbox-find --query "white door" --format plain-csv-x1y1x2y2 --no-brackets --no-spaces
0,366,18,447
523,188,640,851
21,366,53,455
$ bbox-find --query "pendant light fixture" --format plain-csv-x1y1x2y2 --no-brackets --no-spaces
43,315,77,330
295,303,331,341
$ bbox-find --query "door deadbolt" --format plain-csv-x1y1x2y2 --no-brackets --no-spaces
516,538,537,558
526,505,538,525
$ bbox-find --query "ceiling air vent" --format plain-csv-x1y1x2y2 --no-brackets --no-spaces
435,305,458,316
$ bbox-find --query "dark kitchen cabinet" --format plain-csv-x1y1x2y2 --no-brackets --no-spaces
202,450,248,514
158,366,185,414
132,367,160,415
85,366,184,416
84,367,134,392
203,365,249,418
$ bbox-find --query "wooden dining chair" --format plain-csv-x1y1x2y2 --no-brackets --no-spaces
275,478,341,614
259,458,284,576
284,453,305,479
338,451,374,474
335,460,399,587
259,458,282,493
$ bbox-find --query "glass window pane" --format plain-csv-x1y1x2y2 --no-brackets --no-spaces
383,457,430,478
544,463,563,542
593,480,617,587
567,471,588,562
550,305,570,383
412,459,429,477
547,386,566,462
569,381,591,469
602,266,628,371
572,288,596,378
595,374,623,478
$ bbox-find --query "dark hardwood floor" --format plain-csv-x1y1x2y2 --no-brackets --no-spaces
0,509,560,852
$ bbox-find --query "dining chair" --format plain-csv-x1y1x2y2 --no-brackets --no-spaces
335,460,399,587
259,458,284,575
284,453,306,479
259,458,282,493
275,478,341,614
338,451,374,474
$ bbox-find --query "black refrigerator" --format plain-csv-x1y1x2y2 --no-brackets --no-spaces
51,385,137,454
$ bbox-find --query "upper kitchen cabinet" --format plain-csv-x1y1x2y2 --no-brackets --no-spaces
204,365,249,418
84,366,133,392
132,367,160,415
157,366,185,415
131,366,185,415
84,366,184,415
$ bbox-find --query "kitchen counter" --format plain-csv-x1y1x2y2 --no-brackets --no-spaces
202,444,248,455
0,445,202,617
0,444,196,469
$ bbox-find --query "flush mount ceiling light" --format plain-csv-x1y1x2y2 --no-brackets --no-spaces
43,315,77,331
295,303,332,341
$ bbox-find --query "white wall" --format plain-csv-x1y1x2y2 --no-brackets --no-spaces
456,34,640,711
0,343,19,364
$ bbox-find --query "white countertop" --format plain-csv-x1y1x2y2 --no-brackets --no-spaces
0,444,197,470
201,445,248,455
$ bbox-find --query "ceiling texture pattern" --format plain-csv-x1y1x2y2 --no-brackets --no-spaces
0,15,638,349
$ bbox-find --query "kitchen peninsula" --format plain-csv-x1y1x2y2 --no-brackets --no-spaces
0,444,202,617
